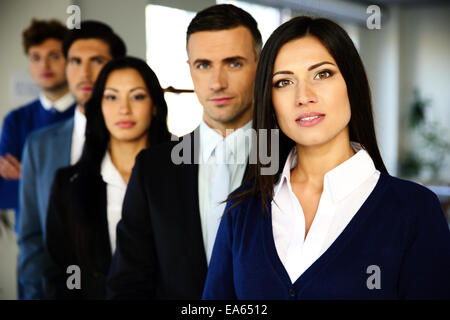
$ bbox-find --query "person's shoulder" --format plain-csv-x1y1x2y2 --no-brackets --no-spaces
381,173,442,219
384,173,439,204
27,117,73,143
136,132,192,164
3,99,41,124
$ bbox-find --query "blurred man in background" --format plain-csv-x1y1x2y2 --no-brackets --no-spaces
0,19,75,232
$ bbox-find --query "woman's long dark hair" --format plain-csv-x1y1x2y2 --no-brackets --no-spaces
79,56,171,173
228,16,388,213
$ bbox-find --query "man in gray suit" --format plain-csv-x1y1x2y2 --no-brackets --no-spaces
17,21,126,300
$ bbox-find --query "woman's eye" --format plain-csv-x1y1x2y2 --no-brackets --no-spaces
104,95,117,101
273,79,292,88
314,70,333,80
132,94,147,101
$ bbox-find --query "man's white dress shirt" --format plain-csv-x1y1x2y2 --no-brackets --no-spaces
70,107,86,165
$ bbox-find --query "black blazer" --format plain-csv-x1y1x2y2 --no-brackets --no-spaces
44,164,111,300
107,130,246,299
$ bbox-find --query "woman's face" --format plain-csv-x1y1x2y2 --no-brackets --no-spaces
271,36,351,148
102,68,155,145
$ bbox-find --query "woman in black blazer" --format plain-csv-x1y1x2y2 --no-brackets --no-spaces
44,57,170,299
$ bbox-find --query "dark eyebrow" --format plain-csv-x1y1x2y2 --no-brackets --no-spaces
273,61,336,77
308,61,335,71
193,59,210,65
104,87,147,93
272,70,293,77
90,55,108,61
223,56,247,63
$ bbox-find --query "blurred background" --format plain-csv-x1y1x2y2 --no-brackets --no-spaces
0,0,449,299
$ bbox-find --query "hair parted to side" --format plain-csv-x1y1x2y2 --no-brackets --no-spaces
62,20,126,59
80,56,171,173
226,15,388,214
22,19,68,54
186,4,262,59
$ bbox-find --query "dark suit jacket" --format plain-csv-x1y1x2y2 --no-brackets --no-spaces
44,163,112,299
107,130,235,299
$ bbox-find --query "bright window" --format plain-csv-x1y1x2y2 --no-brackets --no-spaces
145,4,201,137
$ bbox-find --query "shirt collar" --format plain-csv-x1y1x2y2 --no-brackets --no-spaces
100,151,127,189
273,147,297,198
39,91,75,112
199,119,253,164
325,142,377,202
274,142,377,203
73,107,86,139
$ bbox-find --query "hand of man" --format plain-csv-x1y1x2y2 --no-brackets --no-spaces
0,153,21,179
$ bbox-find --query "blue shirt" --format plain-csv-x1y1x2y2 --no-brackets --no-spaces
0,98,75,228
202,173,450,299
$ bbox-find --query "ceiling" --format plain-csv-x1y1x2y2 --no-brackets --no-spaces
346,0,450,6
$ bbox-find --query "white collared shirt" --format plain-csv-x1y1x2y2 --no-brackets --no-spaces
39,91,75,112
100,151,127,253
70,107,86,165
198,119,252,254
272,142,380,283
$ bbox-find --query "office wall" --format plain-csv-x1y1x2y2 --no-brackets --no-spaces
398,5,450,182
73,0,148,59
359,4,450,181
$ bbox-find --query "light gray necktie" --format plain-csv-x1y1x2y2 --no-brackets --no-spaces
207,139,231,265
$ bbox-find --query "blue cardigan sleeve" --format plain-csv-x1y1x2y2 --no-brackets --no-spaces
202,204,237,300
0,111,21,209
397,191,450,299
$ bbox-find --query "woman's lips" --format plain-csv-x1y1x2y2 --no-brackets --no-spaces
295,112,325,127
41,73,54,78
210,97,233,105
116,121,135,128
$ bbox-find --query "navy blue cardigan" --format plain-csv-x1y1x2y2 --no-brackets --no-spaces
202,173,450,300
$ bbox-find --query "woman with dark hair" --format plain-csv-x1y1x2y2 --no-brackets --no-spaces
44,57,170,299
202,16,450,299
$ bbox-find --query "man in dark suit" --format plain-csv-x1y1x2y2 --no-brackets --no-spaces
107,4,262,299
